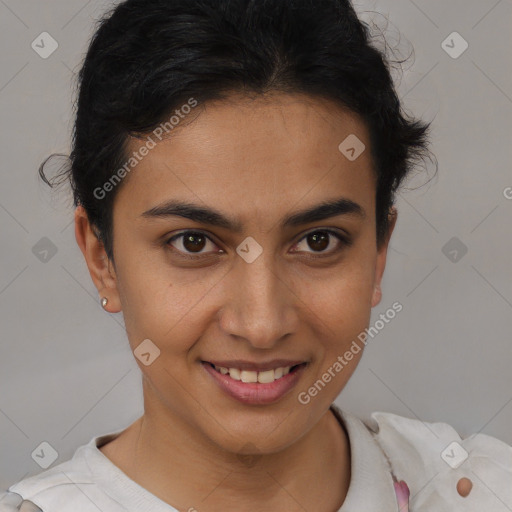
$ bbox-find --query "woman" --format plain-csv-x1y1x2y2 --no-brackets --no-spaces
1,0,511,511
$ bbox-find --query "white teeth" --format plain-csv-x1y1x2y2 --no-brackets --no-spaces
229,368,241,381
240,370,258,383
213,364,298,383
257,370,275,383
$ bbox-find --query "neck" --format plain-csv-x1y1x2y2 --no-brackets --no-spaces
100,401,351,512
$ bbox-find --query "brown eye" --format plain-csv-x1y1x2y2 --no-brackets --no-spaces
181,232,207,252
166,231,220,256
306,232,330,252
292,229,350,255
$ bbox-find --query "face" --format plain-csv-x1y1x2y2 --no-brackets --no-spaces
77,93,396,455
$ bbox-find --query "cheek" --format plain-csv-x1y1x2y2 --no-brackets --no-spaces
112,252,174,348
115,254,215,358
306,278,374,357
299,243,377,370
302,248,376,321
301,259,375,396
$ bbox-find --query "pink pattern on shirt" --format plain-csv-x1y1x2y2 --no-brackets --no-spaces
393,480,410,511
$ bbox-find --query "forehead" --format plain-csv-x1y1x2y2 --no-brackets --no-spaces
115,93,376,226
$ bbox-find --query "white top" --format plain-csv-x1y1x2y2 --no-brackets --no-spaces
1,406,511,511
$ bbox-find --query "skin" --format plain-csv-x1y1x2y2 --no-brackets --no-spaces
75,92,397,512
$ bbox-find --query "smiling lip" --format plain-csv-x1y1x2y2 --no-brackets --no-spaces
201,361,308,405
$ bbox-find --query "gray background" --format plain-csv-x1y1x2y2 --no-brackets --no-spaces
0,0,511,490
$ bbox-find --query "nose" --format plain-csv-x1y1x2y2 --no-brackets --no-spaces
218,252,299,349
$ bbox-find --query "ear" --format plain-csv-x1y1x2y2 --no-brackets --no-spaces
74,205,122,313
371,206,398,308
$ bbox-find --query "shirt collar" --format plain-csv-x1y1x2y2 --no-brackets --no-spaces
330,404,399,511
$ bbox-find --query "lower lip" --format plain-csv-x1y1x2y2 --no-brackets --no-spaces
201,362,308,405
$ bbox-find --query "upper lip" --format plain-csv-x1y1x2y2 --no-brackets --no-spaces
203,359,307,372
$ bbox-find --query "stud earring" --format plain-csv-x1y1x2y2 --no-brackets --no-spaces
101,297,108,308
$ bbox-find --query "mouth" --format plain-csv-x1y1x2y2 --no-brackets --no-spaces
203,361,307,383
201,360,308,405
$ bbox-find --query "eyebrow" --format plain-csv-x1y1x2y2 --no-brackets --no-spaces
140,197,366,232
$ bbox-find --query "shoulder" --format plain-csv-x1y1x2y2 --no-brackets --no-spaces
1,442,105,512
0,492,42,511
0,429,128,512
1,457,95,512
364,411,512,511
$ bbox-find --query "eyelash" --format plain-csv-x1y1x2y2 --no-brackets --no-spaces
165,229,351,260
